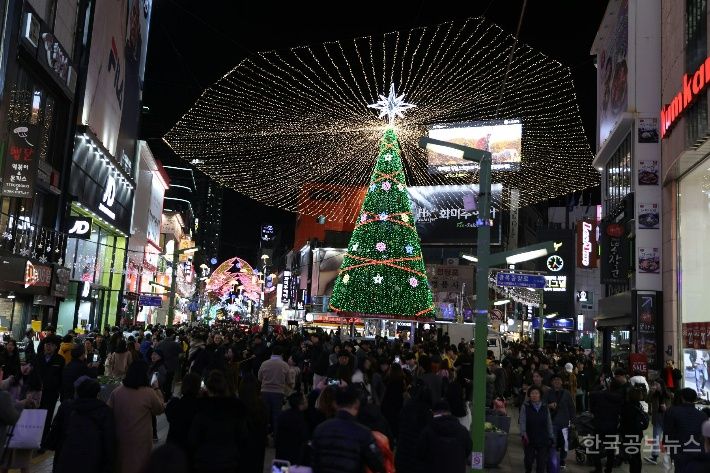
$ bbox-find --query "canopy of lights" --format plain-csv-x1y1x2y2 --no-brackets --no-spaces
165,17,599,222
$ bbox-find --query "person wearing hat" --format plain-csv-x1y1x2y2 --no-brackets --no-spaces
418,399,473,473
561,362,578,407
46,376,115,473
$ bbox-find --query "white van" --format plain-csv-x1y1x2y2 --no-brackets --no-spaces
487,331,503,360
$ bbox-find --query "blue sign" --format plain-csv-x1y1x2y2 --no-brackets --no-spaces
495,272,546,289
139,295,162,307
531,318,575,330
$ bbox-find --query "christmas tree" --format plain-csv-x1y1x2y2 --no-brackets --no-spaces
329,126,434,321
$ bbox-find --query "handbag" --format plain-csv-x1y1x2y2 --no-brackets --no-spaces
7,408,47,450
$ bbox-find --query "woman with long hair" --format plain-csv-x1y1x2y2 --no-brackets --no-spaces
108,361,165,473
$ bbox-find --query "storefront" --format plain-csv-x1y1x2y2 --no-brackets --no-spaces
57,133,135,333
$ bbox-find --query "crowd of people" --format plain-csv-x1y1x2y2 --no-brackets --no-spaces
0,320,705,473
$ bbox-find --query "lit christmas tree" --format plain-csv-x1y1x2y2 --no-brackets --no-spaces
329,85,434,320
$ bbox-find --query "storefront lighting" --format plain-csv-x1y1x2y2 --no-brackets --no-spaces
544,312,558,319
6,292,15,299
461,254,478,262
493,299,510,306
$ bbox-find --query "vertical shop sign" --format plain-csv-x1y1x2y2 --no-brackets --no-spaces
636,292,658,370
576,220,598,268
600,222,628,284
1,124,40,198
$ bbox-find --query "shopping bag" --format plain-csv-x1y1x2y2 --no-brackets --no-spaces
7,409,47,450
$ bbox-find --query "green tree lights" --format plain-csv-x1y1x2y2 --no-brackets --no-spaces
329,128,434,321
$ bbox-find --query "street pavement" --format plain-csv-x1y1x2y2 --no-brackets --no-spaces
20,403,666,473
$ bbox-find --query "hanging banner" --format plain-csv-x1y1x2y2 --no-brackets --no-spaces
1,124,40,198
600,222,629,284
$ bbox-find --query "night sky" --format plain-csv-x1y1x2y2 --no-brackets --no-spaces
140,0,610,266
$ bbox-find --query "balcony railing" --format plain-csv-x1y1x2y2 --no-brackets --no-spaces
0,212,68,264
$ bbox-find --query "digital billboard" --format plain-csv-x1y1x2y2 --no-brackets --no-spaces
426,119,522,173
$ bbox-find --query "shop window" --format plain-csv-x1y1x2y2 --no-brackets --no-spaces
604,133,632,212
686,0,708,72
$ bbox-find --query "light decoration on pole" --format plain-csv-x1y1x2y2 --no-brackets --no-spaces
328,91,434,320
165,17,599,221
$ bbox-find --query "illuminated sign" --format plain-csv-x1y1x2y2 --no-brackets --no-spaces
98,174,116,219
576,291,589,303
281,271,291,304
577,314,584,331
661,57,710,139
544,275,567,292
24,261,51,288
546,255,564,272
65,216,92,239
426,119,522,173
577,220,598,268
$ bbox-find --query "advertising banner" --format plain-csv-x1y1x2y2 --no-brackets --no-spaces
636,292,658,370
597,0,628,146
426,264,474,321
1,124,40,198
147,174,164,245
407,184,502,245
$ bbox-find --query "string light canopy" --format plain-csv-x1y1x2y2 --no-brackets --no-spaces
166,17,599,221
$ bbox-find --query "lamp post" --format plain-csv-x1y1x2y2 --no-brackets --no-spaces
166,245,199,326
418,136,560,469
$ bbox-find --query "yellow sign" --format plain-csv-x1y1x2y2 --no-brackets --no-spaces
179,238,196,262
31,320,41,332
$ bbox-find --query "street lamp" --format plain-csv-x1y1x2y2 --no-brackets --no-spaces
164,245,199,326
418,135,560,468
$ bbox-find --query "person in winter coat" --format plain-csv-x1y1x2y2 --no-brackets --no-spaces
238,374,268,473
189,370,248,473
60,345,96,402
545,373,576,469
619,385,648,473
106,339,132,379
108,361,165,473
275,392,309,465
664,388,707,469
165,372,201,454
33,338,64,449
58,335,74,365
47,376,115,473
589,383,624,473
520,386,555,473
2,340,21,381
187,335,210,379
417,400,472,473
395,379,433,473
644,378,671,464
683,419,710,473
311,385,384,473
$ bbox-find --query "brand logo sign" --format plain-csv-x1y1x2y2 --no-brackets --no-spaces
65,216,92,239
24,261,51,288
576,220,598,268
661,57,710,139
98,175,117,219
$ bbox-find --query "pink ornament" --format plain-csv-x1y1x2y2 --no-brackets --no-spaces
409,277,419,287
381,181,391,191
376,242,386,252
360,214,367,223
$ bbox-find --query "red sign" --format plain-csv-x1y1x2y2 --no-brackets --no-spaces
661,57,710,138
629,353,648,378
576,220,598,268
24,261,51,288
605,223,624,238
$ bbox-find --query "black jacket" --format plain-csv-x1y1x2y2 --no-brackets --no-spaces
589,389,623,434
663,403,707,459
46,398,115,473
60,360,94,401
188,347,210,379
395,398,433,473
417,415,472,473
311,410,384,473
165,395,200,452
2,351,21,380
275,408,309,464
189,397,248,471
680,453,710,473
33,353,65,397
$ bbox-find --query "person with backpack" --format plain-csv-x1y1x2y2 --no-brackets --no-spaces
619,384,649,473
47,376,116,473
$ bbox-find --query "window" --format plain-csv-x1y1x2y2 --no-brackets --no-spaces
686,0,709,146
604,133,632,212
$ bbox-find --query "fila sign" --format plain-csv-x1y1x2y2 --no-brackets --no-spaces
661,57,710,139
65,216,92,239
576,220,598,269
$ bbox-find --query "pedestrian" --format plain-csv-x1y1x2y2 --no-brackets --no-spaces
106,339,132,379
58,335,74,365
545,373,576,469
589,376,623,473
311,385,384,473
46,376,115,473
274,392,309,465
108,360,165,473
22,330,36,365
257,345,289,434
664,387,707,471
187,333,210,378
239,373,269,472
60,344,95,402
683,419,710,472
156,332,182,390
32,338,64,450
520,385,554,473
140,443,189,473
189,370,248,473
417,399,472,473
2,340,20,381
381,362,406,439
165,372,202,454
644,377,671,464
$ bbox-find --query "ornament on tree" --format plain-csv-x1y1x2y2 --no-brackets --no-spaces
329,92,434,321
369,184,376,192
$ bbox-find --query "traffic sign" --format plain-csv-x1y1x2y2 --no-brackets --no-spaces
495,272,546,289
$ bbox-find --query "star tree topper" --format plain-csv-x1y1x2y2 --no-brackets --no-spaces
368,83,415,126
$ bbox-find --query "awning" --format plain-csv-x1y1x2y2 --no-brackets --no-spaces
595,290,633,328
